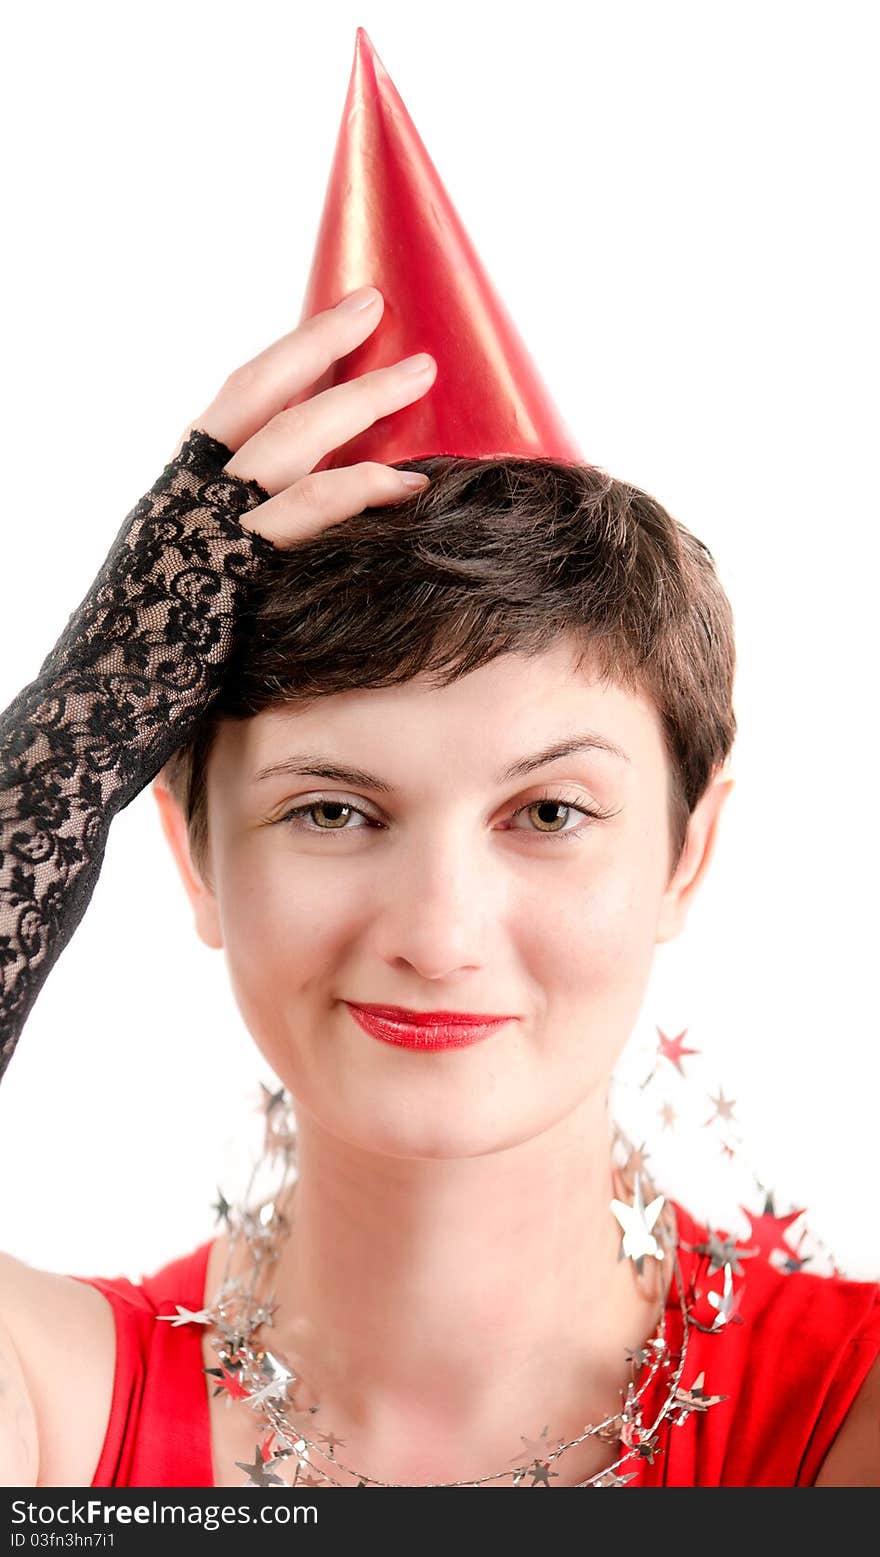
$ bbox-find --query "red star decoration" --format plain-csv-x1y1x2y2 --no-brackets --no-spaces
739,1203,806,1262
656,1026,701,1076
205,1364,252,1403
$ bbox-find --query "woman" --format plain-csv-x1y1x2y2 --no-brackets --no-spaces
1,288,878,1489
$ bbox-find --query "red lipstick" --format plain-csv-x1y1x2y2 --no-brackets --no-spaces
344,1001,514,1051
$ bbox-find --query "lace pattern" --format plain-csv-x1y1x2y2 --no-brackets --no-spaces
0,429,277,1078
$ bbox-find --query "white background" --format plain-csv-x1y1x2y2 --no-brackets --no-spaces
0,0,877,1280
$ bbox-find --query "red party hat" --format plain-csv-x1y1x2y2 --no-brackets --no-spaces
289,28,583,470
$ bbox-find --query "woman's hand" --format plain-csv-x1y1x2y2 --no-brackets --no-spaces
170,286,436,547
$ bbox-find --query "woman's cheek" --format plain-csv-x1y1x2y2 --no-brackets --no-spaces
215,853,335,1036
539,864,662,1056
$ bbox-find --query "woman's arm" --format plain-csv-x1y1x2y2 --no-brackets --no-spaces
0,429,276,1079
0,287,435,1083
0,1297,39,1485
812,1351,880,1486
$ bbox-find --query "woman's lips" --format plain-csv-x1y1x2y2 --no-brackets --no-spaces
343,1001,514,1051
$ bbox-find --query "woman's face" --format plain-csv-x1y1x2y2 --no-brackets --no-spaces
163,639,729,1159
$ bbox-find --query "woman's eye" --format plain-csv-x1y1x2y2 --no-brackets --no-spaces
278,799,373,832
509,797,601,837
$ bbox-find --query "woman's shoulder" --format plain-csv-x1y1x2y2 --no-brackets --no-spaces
0,1234,216,1487
662,1197,880,1485
0,1246,119,1486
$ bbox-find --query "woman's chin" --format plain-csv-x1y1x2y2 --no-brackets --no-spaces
292,1088,553,1161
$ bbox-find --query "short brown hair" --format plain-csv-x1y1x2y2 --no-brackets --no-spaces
160,455,737,888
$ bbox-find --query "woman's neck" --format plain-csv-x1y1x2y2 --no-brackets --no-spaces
214,1092,672,1484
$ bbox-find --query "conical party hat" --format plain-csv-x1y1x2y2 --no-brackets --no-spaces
289,27,583,470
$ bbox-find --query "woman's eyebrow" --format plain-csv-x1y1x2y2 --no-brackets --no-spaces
499,732,631,779
252,732,630,790
253,756,395,792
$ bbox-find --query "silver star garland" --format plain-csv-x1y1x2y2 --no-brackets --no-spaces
161,1026,839,1489
178,1107,685,1487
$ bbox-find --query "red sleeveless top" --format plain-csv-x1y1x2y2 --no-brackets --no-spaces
69,1201,880,1488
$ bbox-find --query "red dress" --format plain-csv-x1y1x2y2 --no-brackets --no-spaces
69,1200,880,1488
70,1239,216,1487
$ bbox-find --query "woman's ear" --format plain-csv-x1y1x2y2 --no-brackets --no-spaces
151,777,224,951
655,770,735,945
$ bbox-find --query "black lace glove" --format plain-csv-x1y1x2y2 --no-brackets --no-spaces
0,428,279,1080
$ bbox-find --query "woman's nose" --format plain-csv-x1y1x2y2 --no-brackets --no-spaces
368,838,501,981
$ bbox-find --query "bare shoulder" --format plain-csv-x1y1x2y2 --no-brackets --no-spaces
812,1351,880,1486
0,1249,116,1487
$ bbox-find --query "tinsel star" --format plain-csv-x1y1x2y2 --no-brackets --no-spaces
595,1469,638,1486
246,1350,297,1408
511,1425,553,1463
671,1371,729,1425
623,1335,666,1373
528,1458,559,1487
620,1388,662,1462
704,1086,737,1126
218,1329,250,1357
738,1194,807,1263
259,1429,290,1463
624,1344,652,1369
693,1230,759,1277
259,1082,287,1117
313,1429,347,1457
780,1249,814,1274
658,1101,677,1131
634,1432,662,1463
234,1442,287,1487
268,1428,305,1460
204,1364,252,1403
610,1171,666,1276
657,1026,701,1076
706,1262,744,1331
211,1188,233,1227
260,1348,292,1381
155,1303,215,1327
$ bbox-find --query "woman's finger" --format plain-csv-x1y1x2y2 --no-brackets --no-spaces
175,286,389,459
221,352,436,496
240,462,430,547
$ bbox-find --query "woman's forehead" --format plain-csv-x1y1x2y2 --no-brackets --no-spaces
211,646,664,791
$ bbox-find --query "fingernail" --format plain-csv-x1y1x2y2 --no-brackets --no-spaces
399,352,435,374
398,471,430,488
338,286,381,313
